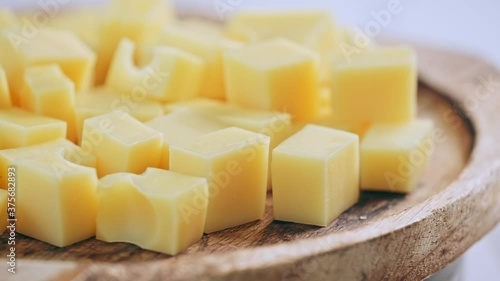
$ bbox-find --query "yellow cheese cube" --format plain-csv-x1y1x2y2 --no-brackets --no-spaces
82,111,162,177
48,7,102,50
0,138,96,190
21,64,77,142
0,67,11,108
106,38,205,102
226,11,335,82
163,98,226,114
331,46,417,124
0,189,7,234
0,139,98,247
170,127,270,233
145,110,228,170
96,0,174,84
97,168,209,255
164,99,293,188
361,119,434,193
0,28,95,104
160,24,243,100
224,38,320,122
0,108,66,149
272,125,359,226
75,87,164,143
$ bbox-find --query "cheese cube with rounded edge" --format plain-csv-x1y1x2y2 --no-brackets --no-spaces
0,28,95,105
97,168,208,255
0,138,96,190
0,67,11,108
106,38,205,102
0,139,98,247
0,108,66,149
226,11,335,82
75,87,164,143
361,119,434,193
0,189,7,234
170,127,270,233
272,125,359,226
331,46,417,125
224,38,320,122
160,24,243,100
21,64,77,142
82,111,162,177
95,0,174,84
145,110,228,170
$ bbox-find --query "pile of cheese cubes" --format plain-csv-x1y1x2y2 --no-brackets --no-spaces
0,0,434,255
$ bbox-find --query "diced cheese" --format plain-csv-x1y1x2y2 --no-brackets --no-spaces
272,124,359,226
0,67,11,108
0,138,96,190
164,99,293,188
21,64,77,142
0,28,95,104
48,7,102,50
170,127,270,233
81,111,162,177
0,139,98,247
331,46,417,125
361,119,434,193
96,168,208,255
160,23,243,99
75,87,164,143
226,11,335,82
95,0,174,84
145,110,228,170
224,38,320,122
0,108,66,149
106,38,205,102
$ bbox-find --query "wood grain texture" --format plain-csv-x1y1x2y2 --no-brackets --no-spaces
1,46,499,281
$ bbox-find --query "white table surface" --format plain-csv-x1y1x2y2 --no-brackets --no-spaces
2,1,500,280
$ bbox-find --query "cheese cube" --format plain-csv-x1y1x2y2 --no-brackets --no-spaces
21,64,77,142
170,127,270,233
0,189,7,234
224,38,320,122
0,108,66,149
106,39,205,102
160,24,243,100
0,28,95,104
0,67,11,108
226,11,335,82
361,119,434,193
48,7,102,50
82,111,162,177
145,110,228,170
272,125,359,226
331,46,417,124
96,0,174,84
0,139,98,247
0,138,96,191
164,98,226,114
97,168,209,255
75,87,164,143
164,99,293,188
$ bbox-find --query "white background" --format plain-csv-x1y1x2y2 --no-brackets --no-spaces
2,0,500,280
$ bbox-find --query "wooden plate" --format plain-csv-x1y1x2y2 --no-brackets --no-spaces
2,45,500,281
